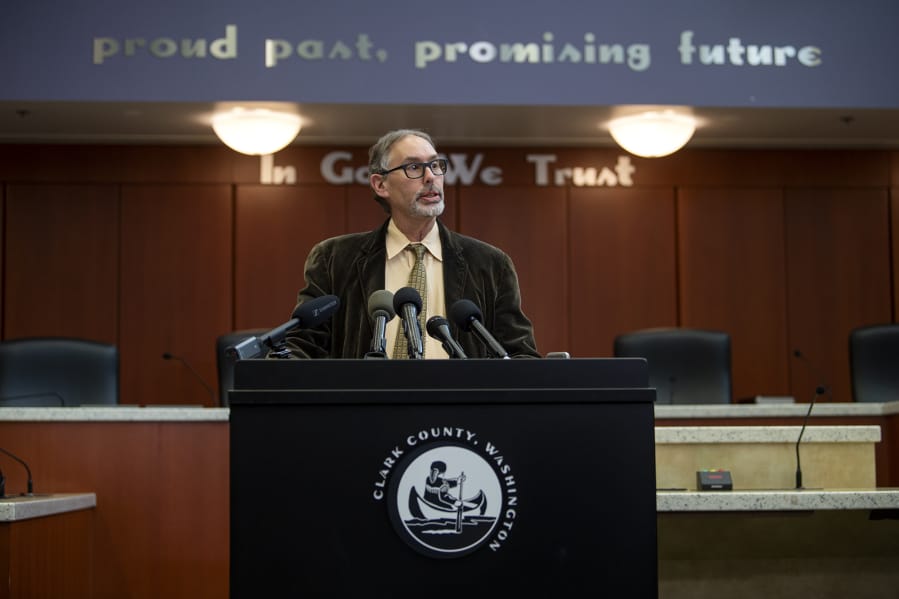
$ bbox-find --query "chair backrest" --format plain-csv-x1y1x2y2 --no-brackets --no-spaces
216,330,268,407
849,324,899,403
0,337,119,406
613,328,732,404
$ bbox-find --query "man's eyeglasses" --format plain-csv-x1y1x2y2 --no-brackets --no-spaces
378,158,448,179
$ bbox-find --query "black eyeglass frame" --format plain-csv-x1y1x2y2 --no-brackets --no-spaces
377,158,449,179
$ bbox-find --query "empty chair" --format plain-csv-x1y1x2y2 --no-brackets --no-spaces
614,328,732,404
216,330,268,407
849,324,899,403
0,337,119,406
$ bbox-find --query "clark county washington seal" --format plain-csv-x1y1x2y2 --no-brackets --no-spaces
372,426,518,559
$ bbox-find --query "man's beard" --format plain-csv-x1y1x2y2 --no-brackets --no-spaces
410,194,445,218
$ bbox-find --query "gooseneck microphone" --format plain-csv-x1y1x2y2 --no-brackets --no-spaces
448,299,509,359
792,349,830,490
0,446,34,495
795,384,826,489
162,352,216,403
366,290,395,358
228,294,341,360
393,287,424,359
426,315,468,359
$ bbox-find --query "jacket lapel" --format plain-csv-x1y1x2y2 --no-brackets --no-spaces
439,220,468,308
354,220,389,308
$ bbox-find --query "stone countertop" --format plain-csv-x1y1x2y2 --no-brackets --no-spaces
1,400,897,422
657,488,899,512
0,406,230,422
0,492,97,521
656,425,881,444
655,400,899,419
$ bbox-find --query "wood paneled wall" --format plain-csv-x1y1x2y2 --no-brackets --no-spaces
0,419,229,598
1,145,896,405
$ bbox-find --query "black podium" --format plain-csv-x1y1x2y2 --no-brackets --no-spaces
230,358,657,598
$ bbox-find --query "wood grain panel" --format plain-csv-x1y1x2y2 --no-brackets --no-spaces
120,185,233,406
346,184,391,234
234,185,347,329
457,186,568,354
679,188,789,399
781,150,890,187
642,150,784,187
0,420,229,599
3,509,94,598
785,189,892,403
116,146,235,183
569,187,677,358
3,185,118,342
0,146,126,183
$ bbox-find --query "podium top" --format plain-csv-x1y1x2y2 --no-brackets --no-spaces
233,357,648,392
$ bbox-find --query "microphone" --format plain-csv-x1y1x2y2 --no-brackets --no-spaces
228,294,341,360
795,384,826,489
426,315,468,359
792,349,830,490
393,287,424,359
0,446,34,495
366,290,395,358
792,349,831,397
162,352,216,403
448,299,509,359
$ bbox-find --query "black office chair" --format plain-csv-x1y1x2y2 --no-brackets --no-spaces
849,324,899,403
0,337,119,406
216,330,268,407
613,328,732,404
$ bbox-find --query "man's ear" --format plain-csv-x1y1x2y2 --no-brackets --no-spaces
370,173,389,199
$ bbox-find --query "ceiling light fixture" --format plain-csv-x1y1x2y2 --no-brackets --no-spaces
211,107,301,155
607,109,697,158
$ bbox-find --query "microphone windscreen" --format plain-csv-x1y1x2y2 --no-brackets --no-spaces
292,294,341,327
393,286,423,313
368,290,396,319
448,299,482,331
426,315,450,339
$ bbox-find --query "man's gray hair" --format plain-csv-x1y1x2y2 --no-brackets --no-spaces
368,129,436,214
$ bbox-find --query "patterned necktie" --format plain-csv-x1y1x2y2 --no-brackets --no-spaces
393,243,428,359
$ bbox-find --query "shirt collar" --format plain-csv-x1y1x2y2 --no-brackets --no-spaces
386,219,443,261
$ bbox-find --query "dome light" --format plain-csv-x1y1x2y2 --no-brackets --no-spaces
608,110,696,158
211,107,301,155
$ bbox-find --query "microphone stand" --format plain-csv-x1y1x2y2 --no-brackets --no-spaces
402,318,424,360
795,385,826,489
267,341,294,359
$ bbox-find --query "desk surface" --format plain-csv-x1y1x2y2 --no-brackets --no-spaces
657,488,899,512
0,400,897,422
0,406,229,421
656,400,899,419
0,492,96,521
656,424,881,443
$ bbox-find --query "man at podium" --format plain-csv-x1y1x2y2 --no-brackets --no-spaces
283,128,540,360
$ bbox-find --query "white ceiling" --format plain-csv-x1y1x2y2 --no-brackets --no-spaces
2,101,899,150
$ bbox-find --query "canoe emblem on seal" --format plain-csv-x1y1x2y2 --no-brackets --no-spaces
387,442,508,558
